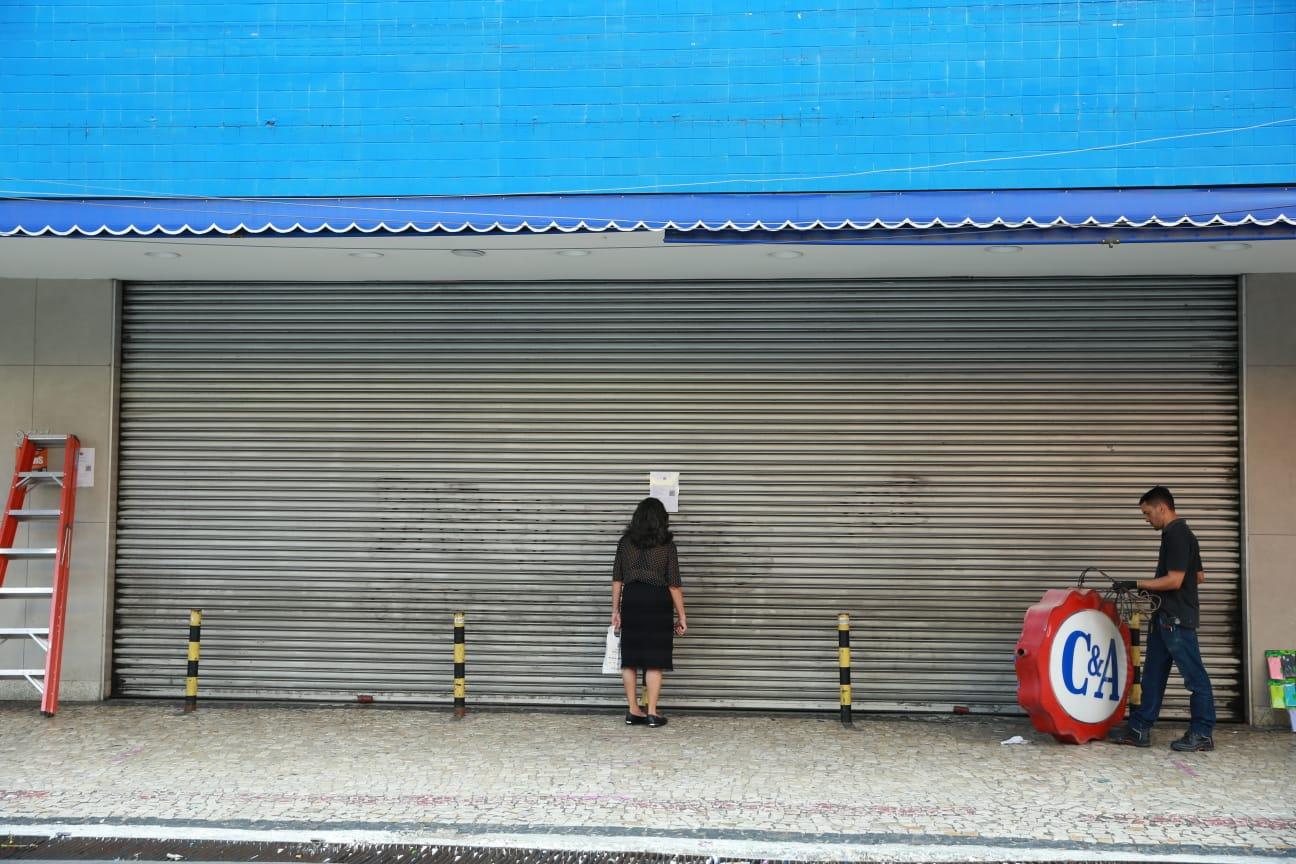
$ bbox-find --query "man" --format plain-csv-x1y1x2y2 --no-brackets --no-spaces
1107,486,1216,751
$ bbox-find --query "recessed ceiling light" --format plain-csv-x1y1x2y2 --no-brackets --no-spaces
144,250,181,259
451,248,486,258
767,250,803,259
556,249,591,257
984,245,1023,254
1209,241,1252,252
348,251,384,259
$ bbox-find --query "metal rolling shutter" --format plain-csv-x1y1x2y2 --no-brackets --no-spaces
113,278,1241,718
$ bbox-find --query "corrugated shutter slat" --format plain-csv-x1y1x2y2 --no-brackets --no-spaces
113,279,1241,718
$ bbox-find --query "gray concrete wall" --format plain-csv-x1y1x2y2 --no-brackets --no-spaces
1242,274,1296,726
0,278,116,702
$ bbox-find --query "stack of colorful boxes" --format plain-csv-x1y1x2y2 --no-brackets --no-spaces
1267,650,1296,731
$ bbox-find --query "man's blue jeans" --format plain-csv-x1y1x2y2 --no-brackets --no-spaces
1129,614,1216,737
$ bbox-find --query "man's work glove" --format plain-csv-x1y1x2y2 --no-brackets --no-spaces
1113,580,1139,591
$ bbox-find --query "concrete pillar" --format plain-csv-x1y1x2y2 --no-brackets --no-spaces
1242,274,1296,726
0,278,116,702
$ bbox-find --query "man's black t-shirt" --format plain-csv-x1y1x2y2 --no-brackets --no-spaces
1155,518,1202,629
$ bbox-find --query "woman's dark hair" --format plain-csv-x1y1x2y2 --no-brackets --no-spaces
623,496,672,548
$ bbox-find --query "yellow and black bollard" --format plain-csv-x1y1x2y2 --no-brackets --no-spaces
453,611,466,717
184,609,202,713
838,612,852,725
1129,612,1142,709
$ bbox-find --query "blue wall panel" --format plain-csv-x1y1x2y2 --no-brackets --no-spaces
1,1,1293,197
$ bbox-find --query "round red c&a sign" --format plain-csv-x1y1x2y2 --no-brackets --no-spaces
1015,588,1133,744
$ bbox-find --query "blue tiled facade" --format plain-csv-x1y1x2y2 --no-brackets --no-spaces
2,1,1293,197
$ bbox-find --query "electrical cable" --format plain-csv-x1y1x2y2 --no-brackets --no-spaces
2,115,1293,200
1078,566,1160,623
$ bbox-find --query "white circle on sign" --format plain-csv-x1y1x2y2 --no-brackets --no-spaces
1047,608,1127,724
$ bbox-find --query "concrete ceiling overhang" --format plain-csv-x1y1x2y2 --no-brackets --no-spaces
2,231,1294,281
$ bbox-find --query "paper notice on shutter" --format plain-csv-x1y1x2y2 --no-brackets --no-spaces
648,471,680,513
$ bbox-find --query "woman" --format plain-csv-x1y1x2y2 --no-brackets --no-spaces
611,497,686,727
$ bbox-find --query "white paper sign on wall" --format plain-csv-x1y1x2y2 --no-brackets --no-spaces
76,448,95,488
648,470,679,513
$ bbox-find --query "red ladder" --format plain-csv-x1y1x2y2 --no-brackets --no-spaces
0,433,80,716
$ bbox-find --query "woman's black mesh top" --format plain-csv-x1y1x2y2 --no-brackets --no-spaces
611,536,682,587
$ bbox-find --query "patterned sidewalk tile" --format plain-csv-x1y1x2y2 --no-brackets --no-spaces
0,703,1292,859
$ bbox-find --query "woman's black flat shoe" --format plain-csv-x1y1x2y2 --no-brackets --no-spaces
625,712,648,725
646,714,667,728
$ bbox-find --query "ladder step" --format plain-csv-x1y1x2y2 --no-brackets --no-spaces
7,509,61,521
5,433,77,715
0,548,57,559
25,434,71,447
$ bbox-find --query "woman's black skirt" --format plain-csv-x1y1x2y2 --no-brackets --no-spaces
620,580,674,671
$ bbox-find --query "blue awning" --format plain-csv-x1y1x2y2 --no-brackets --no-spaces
1,186,1293,238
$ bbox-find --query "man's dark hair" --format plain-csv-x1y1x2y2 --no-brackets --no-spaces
1139,485,1175,509
624,496,673,549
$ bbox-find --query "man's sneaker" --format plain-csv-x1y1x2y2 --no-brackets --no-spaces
1170,731,1214,752
1106,724,1151,747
